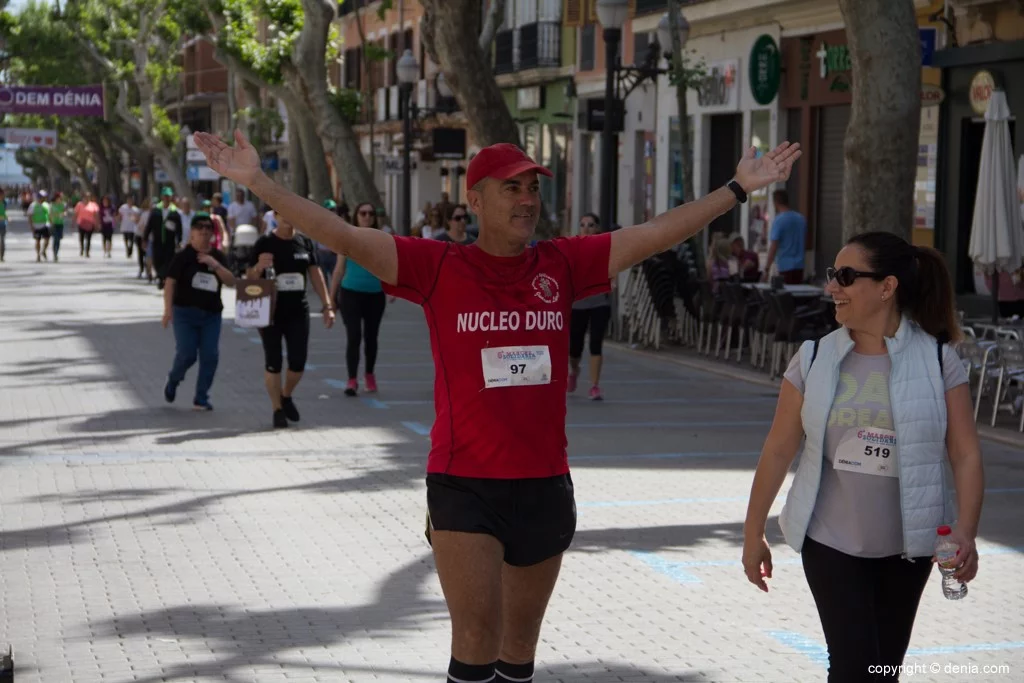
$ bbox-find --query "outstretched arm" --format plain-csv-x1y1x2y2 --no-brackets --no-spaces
608,143,801,277
194,131,397,286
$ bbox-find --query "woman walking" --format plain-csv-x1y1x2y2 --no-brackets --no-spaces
74,192,99,257
330,202,388,396
49,191,68,262
568,213,612,400
162,213,235,411
742,231,984,681
247,210,335,428
100,195,116,258
136,197,153,281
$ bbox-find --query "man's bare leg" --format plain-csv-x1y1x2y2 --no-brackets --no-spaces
495,553,563,681
432,530,505,680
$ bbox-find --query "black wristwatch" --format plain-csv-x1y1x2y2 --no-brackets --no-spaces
727,179,748,204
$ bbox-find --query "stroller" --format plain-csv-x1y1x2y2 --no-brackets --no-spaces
230,224,259,276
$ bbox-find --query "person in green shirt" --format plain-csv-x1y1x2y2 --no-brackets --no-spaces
0,187,7,262
27,190,51,262
49,191,68,262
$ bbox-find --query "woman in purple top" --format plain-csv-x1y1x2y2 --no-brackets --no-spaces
100,195,116,258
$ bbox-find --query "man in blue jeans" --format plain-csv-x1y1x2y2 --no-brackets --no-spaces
763,189,807,284
162,214,235,410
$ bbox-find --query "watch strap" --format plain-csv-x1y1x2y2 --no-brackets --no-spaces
727,179,748,204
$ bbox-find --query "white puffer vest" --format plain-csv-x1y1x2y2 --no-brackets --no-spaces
778,317,957,558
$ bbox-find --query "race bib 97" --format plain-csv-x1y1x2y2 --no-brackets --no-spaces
481,346,551,388
834,428,898,478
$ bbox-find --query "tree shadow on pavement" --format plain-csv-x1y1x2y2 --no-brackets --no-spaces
571,517,785,554
0,446,429,552
87,555,445,683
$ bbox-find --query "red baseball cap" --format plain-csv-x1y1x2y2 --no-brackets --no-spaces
466,143,553,190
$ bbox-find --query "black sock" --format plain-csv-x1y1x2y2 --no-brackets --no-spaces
495,659,533,682
448,657,495,683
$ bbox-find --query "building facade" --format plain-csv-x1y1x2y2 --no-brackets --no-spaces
934,0,1024,299
497,0,577,233
336,1,472,229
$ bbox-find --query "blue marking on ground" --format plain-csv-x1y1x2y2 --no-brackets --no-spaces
401,421,431,436
629,551,702,584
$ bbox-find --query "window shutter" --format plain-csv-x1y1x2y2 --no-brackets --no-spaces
564,0,582,27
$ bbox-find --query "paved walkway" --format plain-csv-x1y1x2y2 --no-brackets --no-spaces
1,212,1022,682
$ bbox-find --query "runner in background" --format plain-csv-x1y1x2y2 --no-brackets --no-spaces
27,190,51,262
49,192,67,262
100,195,116,258
568,213,612,400
135,198,152,281
74,192,99,258
247,210,334,428
162,213,235,411
329,202,388,397
0,188,7,262
118,195,137,258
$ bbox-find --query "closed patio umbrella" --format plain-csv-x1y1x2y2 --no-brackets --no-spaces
968,90,1024,323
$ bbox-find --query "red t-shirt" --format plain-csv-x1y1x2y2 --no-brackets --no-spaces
384,233,613,479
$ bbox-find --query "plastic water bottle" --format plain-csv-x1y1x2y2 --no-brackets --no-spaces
265,266,276,280
935,525,968,600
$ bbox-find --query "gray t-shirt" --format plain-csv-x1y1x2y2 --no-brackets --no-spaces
573,292,611,310
784,346,967,558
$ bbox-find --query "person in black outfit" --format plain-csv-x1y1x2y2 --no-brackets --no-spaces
247,210,335,428
162,213,235,411
145,187,184,289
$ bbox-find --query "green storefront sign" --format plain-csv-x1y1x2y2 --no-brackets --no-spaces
749,34,781,106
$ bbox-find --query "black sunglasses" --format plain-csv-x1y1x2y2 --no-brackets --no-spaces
357,210,375,217
826,266,886,287
450,214,466,221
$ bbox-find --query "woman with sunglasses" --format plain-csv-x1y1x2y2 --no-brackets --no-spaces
248,210,335,428
435,204,475,244
330,202,389,396
742,231,984,681
162,213,236,411
568,213,611,400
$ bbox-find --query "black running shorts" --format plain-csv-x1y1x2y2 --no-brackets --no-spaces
425,472,577,567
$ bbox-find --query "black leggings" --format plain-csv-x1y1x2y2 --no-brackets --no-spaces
259,309,311,373
135,236,146,273
569,305,611,358
79,229,93,255
339,288,386,379
801,536,933,682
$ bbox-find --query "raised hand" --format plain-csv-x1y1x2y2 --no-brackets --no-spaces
193,130,261,187
734,142,802,194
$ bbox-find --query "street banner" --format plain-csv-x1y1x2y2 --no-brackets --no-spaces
0,128,58,148
0,84,105,117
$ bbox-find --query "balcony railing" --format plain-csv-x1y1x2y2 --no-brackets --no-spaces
494,29,515,75
494,22,561,74
519,22,560,70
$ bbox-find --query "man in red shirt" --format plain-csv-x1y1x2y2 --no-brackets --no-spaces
194,131,800,683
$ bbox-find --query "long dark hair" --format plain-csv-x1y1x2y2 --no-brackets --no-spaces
847,231,960,343
353,202,378,229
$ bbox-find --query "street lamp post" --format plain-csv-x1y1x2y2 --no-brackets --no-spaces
396,50,459,237
595,0,629,234
396,49,419,237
